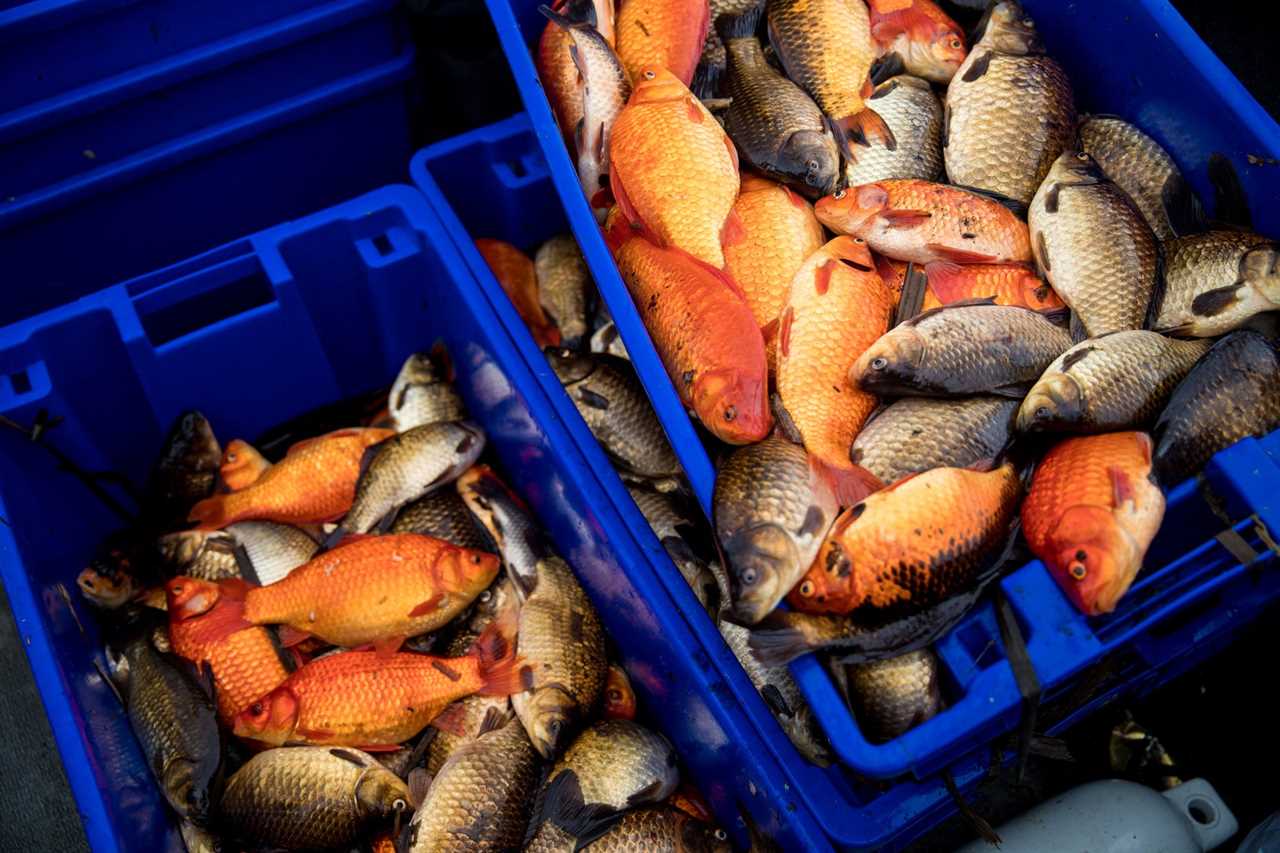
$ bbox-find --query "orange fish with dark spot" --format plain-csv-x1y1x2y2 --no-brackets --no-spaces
475,239,562,348
231,616,528,750
816,180,1032,265
602,662,637,720
616,0,708,86
723,175,826,367
878,258,1064,313
166,577,290,723
610,67,741,268
1022,432,1165,615
188,428,394,530
776,236,891,505
790,463,1020,615
614,234,770,444
219,439,270,491
239,533,500,651
867,0,967,83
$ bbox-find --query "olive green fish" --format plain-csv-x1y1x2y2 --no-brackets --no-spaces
535,235,593,350
1152,231,1280,338
390,487,495,553
390,352,468,433
851,396,1019,484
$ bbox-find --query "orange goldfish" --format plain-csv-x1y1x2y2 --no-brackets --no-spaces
723,175,826,364
610,67,741,268
475,239,562,348
867,0,967,83
790,463,1020,614
1022,432,1165,615
614,235,770,444
219,439,270,491
616,0,708,86
876,258,1065,313
602,662,637,721
816,180,1033,265
776,236,892,504
231,617,528,750
537,0,616,152
239,533,500,651
188,428,393,529
166,577,290,723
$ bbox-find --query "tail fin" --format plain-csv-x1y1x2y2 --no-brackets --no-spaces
472,605,531,697
809,455,883,507
714,3,764,43
187,494,236,531
831,107,897,162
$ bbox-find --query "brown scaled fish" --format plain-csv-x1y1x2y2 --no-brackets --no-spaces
766,0,893,160
144,411,221,529
844,75,944,187
1028,151,1160,337
789,462,1021,616
535,234,593,350
692,0,769,99
1151,231,1280,338
713,435,839,625
943,0,1076,206
719,6,840,197
851,396,1020,485
1018,331,1211,434
476,239,563,348
845,648,942,743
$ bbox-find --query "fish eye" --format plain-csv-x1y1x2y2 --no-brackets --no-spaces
226,452,237,462
715,829,728,840
833,189,847,200
949,37,962,49
608,688,622,702
870,357,888,371
471,555,482,564
853,237,865,244
723,405,737,422
1022,17,1035,26
548,720,563,736
392,798,407,812
1069,562,1087,580
1076,152,1090,162
250,703,264,716
1035,406,1051,419
171,584,183,595
741,567,758,585
478,590,492,603
798,580,815,597
643,70,656,80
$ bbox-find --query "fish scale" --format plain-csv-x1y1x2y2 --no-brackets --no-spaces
534,235,593,349
767,0,876,126
1077,115,1193,241
845,75,943,186
851,396,1020,483
390,489,495,553
844,648,942,743
1153,230,1280,337
1029,152,1160,337
574,807,732,851
616,0,708,86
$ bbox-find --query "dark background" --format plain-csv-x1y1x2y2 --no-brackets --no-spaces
1,2,1276,851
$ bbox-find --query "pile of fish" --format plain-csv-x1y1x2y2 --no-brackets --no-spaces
78,351,732,851
530,0,1280,750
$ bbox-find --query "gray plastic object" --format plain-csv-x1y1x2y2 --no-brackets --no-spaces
954,778,1237,853
1237,810,1280,852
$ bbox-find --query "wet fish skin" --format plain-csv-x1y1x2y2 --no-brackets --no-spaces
719,6,839,197
944,0,1076,205
713,436,839,625
692,0,766,99
845,75,944,187
720,620,831,765
389,352,467,433
224,521,319,585
1018,331,1211,434
845,648,942,743
616,0,709,87
568,807,732,852
535,235,593,349
603,662,638,721
145,411,221,528
423,694,513,779
542,719,678,812
867,0,967,84
390,488,495,554
107,631,221,823
338,421,485,538
628,485,721,615
548,349,682,478
851,396,1019,484
1153,331,1280,488
1152,231,1280,338
407,716,539,853
852,301,1073,398
476,239,563,348
1028,151,1160,337
155,530,242,582
219,746,410,851
1077,114,1201,240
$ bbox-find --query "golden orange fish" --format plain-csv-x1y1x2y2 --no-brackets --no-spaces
602,662,637,721
867,0,967,83
816,180,1033,265
876,258,1064,312
610,67,741,268
219,439,270,492
1022,432,1165,615
616,0,708,86
475,239,562,348
614,234,770,444
188,428,394,529
776,236,892,504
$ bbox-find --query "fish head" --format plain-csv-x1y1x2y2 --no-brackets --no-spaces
923,26,968,83
724,522,800,624
355,763,413,818
1046,504,1144,615
678,813,733,852
232,687,299,746
787,537,859,614
162,757,210,822
850,327,925,393
778,130,841,196
630,67,690,104
691,368,771,445
77,553,136,609
521,685,580,758
545,347,596,385
1242,245,1280,303
1021,271,1063,311
1017,373,1084,431
164,576,220,621
439,545,502,597
815,185,887,235
169,411,221,470
603,662,637,720
979,1,1044,55
154,530,216,574
219,439,267,490
1048,149,1107,184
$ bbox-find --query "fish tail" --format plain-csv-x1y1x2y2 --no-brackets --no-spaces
714,3,764,43
831,107,897,162
472,605,530,697
810,455,883,507
746,612,823,667
187,494,237,530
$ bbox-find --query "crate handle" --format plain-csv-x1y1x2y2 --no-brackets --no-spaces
129,255,276,348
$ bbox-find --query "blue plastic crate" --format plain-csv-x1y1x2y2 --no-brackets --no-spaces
0,184,831,852
0,0,414,328
479,0,1280,843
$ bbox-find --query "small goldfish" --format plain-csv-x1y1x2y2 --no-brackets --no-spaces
613,235,770,444
816,180,1033,265
187,428,393,529
610,67,741,268
166,577,290,723
219,439,270,491
239,533,500,651
1022,432,1165,615
475,239,562,348
602,662,637,720
231,616,529,750
776,236,892,504
867,0,967,83
616,0,709,86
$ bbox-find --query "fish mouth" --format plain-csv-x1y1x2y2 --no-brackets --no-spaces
1017,373,1083,431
